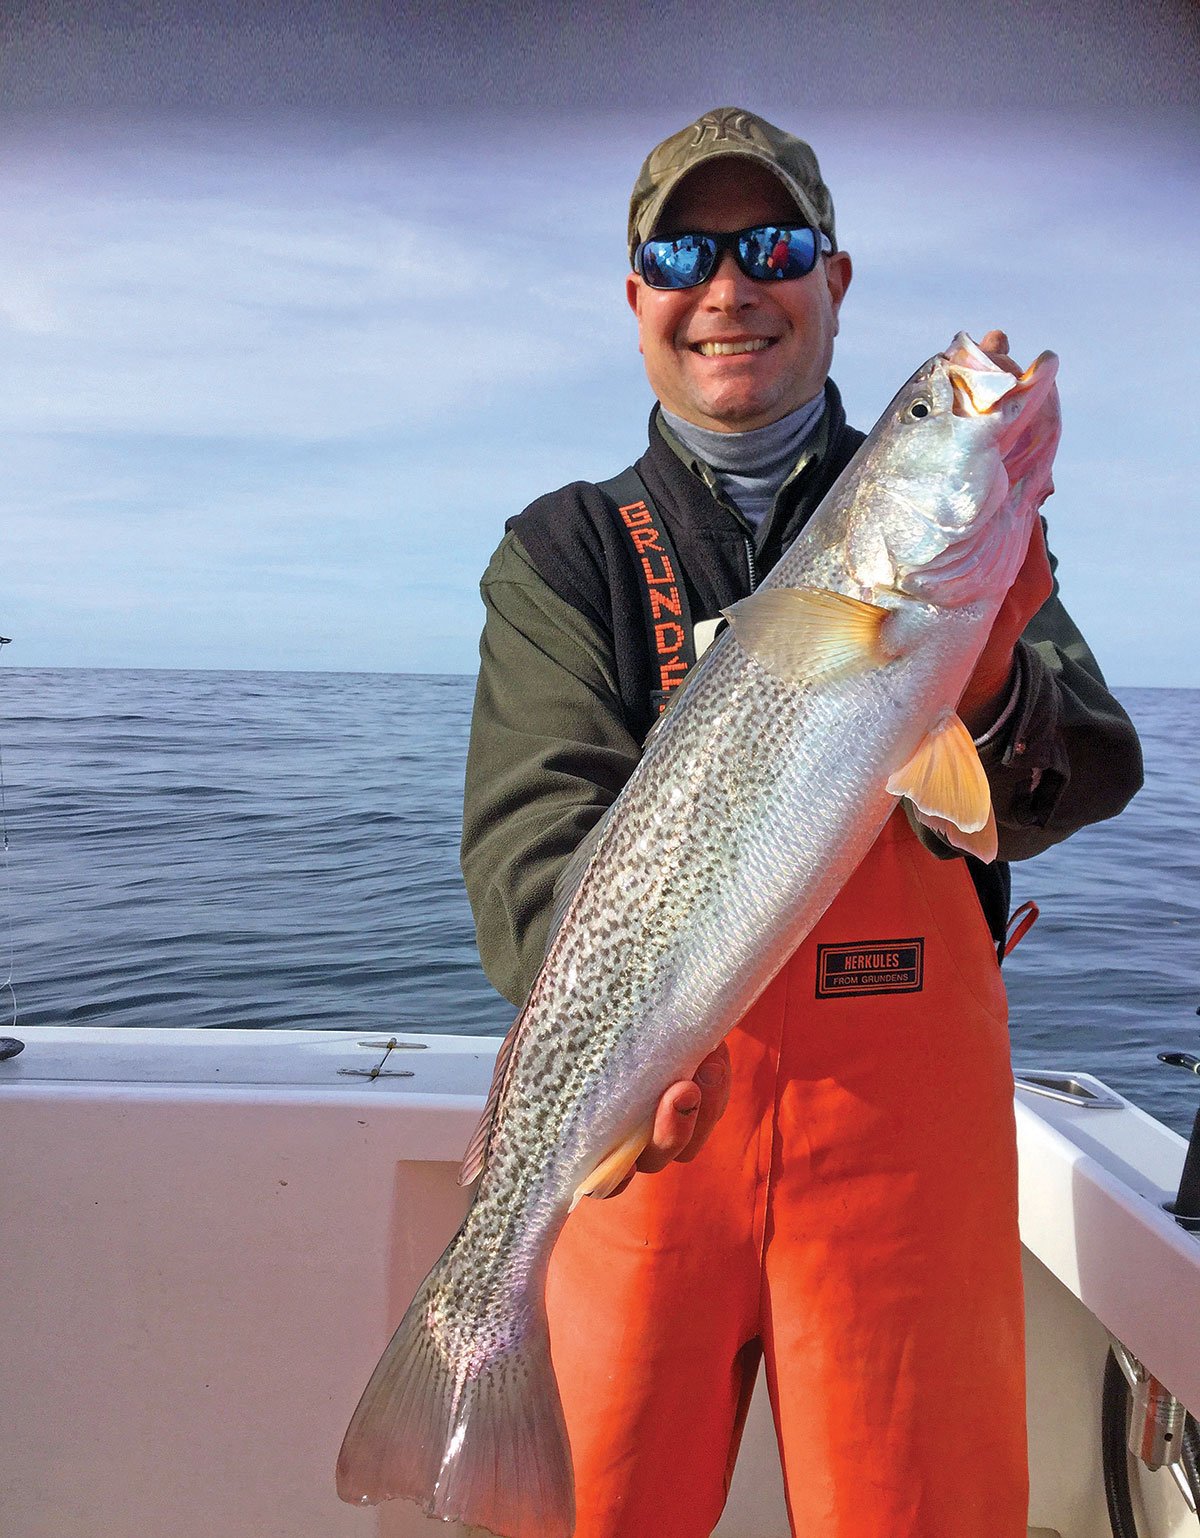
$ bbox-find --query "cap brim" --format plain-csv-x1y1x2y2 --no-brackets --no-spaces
632,149,826,259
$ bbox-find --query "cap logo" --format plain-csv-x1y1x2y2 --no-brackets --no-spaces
688,108,759,148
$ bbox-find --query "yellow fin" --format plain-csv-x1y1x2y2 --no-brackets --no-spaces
722,588,892,685
571,1122,653,1209
887,712,997,861
912,804,999,864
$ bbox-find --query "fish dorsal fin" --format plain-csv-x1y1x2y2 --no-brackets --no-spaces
570,1118,654,1210
469,798,624,1185
886,712,999,863
458,1014,525,1185
722,588,893,685
543,812,610,955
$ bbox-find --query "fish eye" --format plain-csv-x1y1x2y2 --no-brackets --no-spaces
907,398,933,420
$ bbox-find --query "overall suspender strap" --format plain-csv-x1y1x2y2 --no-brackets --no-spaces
1001,899,1039,959
598,466,696,716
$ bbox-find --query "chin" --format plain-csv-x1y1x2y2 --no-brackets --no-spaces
698,396,781,431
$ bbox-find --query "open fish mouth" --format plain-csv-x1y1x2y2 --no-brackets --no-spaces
951,351,1058,421
944,333,1059,427
941,333,1060,487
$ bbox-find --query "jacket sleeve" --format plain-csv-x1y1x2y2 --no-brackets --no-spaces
915,518,1143,863
461,531,641,1007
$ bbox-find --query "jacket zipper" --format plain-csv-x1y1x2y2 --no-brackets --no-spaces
743,536,759,592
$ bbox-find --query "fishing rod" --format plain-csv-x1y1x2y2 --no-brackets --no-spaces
0,636,21,1058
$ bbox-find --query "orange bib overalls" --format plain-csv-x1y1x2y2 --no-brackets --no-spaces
546,812,1027,1538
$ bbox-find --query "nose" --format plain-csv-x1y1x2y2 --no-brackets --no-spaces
702,249,758,309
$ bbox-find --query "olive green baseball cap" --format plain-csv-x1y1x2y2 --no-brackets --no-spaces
628,106,837,263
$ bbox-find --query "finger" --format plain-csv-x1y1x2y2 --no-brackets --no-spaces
603,1082,701,1194
636,1078,704,1174
675,1042,732,1162
1023,511,1048,569
979,329,1021,377
636,1043,732,1174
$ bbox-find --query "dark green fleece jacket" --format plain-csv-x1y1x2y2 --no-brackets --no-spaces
461,387,1143,1007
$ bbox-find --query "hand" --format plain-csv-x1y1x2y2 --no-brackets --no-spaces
956,330,1055,735
978,328,1020,379
602,1041,732,1196
958,517,1053,732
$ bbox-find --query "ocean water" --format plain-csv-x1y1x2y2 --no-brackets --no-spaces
1,668,1197,1136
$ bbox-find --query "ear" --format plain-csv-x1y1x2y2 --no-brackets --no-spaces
825,249,853,334
626,272,646,355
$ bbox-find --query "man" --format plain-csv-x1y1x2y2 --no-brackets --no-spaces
461,108,1141,1538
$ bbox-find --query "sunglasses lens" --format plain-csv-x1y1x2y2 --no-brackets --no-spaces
639,234,716,289
637,227,824,288
739,226,820,280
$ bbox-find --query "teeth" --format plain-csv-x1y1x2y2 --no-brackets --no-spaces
696,338,772,357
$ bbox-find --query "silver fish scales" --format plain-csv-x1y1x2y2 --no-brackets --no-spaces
336,333,1061,1537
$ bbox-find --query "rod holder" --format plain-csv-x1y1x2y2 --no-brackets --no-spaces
1167,1107,1200,1232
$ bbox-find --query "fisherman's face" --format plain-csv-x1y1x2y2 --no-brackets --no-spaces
626,160,852,433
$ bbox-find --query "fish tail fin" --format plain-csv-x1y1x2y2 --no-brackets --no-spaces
336,1269,574,1538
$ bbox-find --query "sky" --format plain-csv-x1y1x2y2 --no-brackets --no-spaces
2,1,1198,685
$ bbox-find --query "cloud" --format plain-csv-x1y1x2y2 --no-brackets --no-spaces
1,109,1196,680
0,133,603,440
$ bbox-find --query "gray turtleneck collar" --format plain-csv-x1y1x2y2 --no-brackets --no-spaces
661,392,826,532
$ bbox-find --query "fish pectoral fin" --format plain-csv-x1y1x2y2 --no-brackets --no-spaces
571,1122,653,1209
886,712,999,863
911,805,999,864
722,588,893,685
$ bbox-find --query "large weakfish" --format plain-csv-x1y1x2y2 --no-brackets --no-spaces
336,334,1061,1537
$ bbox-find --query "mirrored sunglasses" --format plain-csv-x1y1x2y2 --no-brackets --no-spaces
633,224,832,291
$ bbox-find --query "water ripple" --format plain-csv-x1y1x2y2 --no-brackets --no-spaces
1,669,1197,1133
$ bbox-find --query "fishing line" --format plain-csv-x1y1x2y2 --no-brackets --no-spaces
0,637,17,1031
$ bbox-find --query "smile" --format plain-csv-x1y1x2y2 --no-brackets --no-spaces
692,338,775,357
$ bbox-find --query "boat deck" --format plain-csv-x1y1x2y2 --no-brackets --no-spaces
3,1028,1198,1537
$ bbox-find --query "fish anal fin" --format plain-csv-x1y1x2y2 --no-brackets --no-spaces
571,1121,653,1209
722,588,893,685
887,712,997,860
